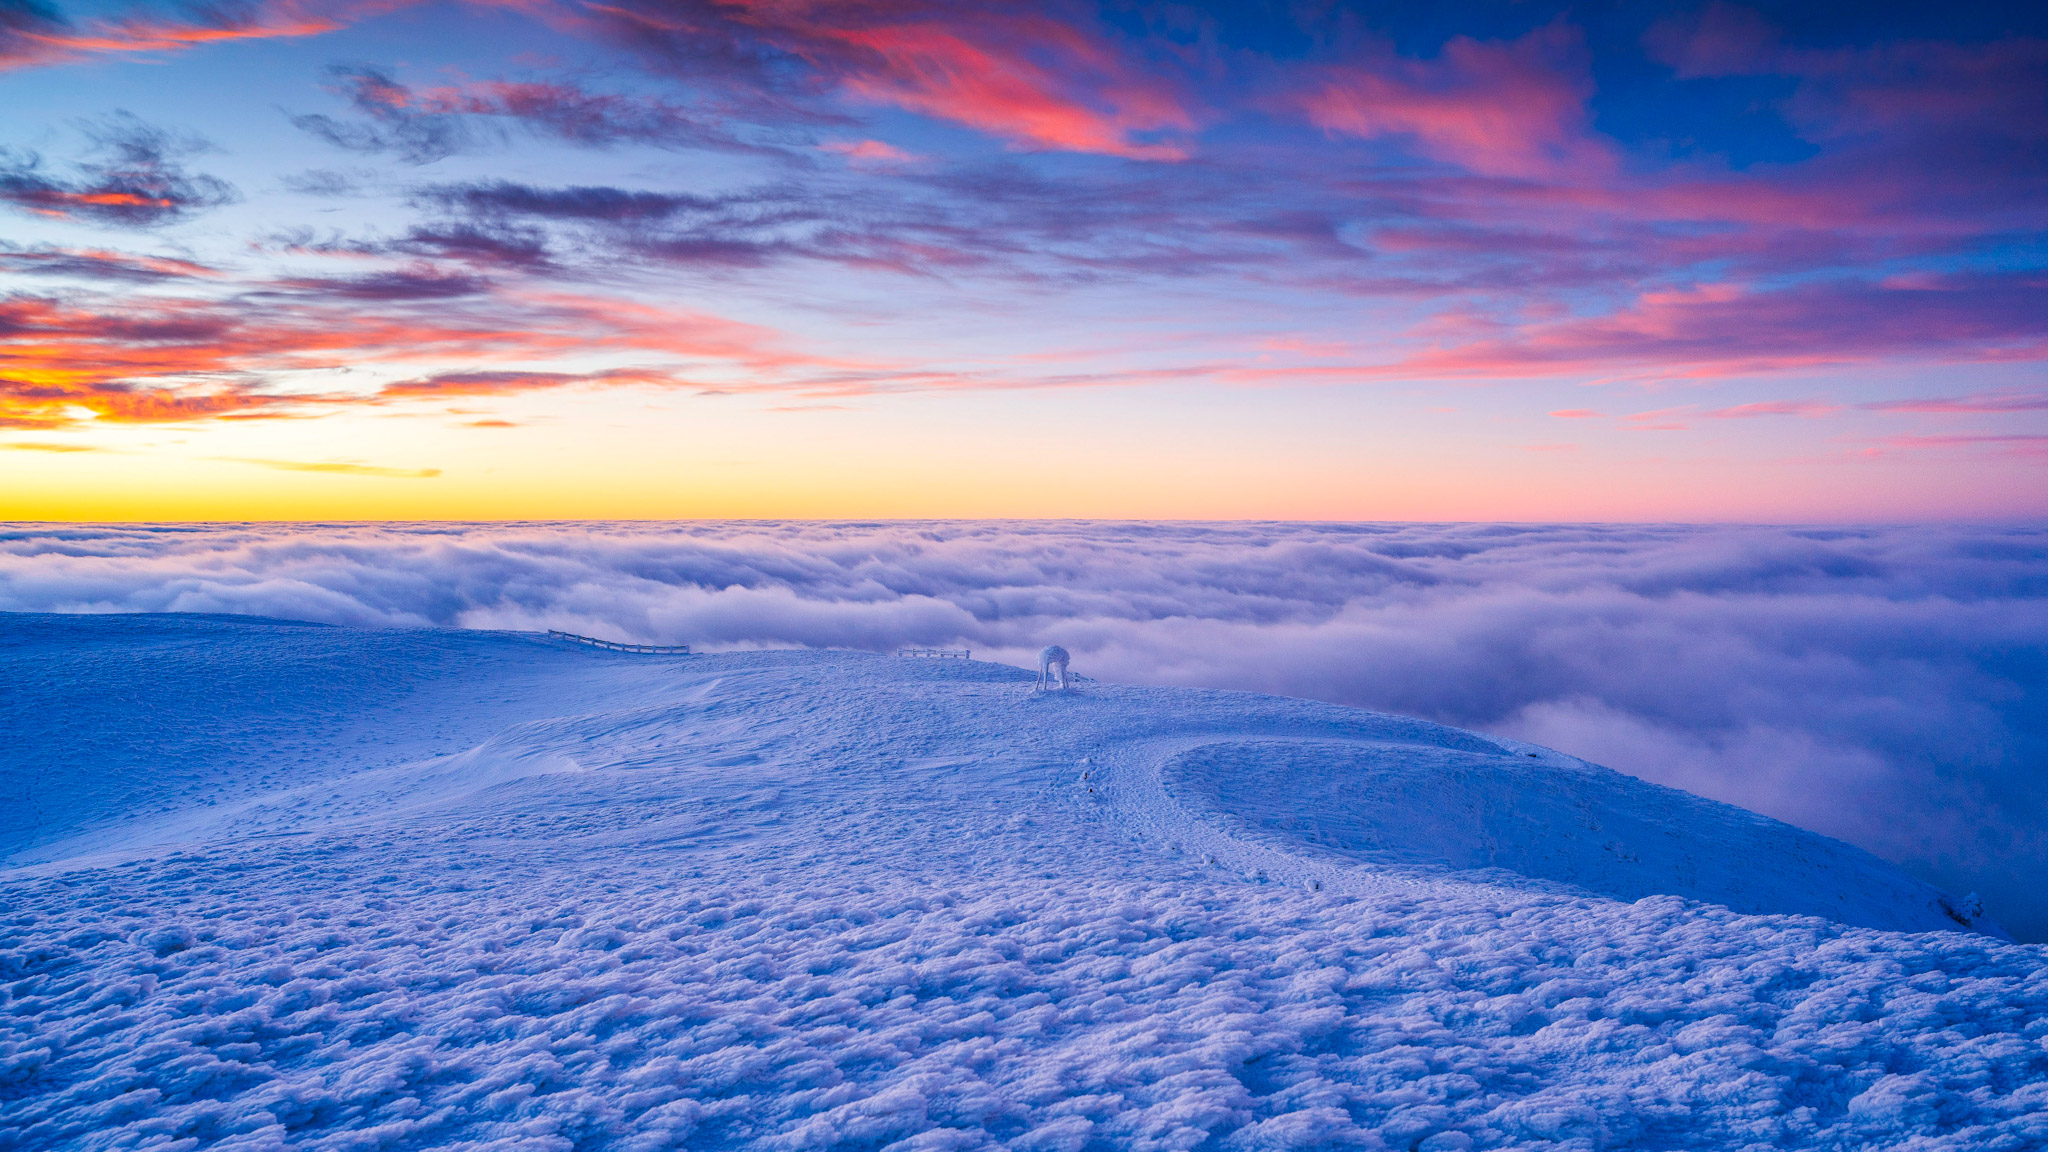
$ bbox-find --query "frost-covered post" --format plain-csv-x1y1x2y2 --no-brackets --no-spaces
1036,645,1072,692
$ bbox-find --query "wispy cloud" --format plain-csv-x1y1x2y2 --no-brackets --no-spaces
213,456,441,477
1360,275,2048,383
2,0,2044,467
1699,400,1843,419
1599,398,1847,433
816,13,1195,159
0,243,216,281
0,113,234,227
0,271,848,427
1863,390,2048,414
1861,433,2048,458
376,367,678,397
1,439,101,451
560,0,1198,159
0,0,365,71
271,266,490,301
1294,22,1606,180
290,67,757,164
822,138,922,167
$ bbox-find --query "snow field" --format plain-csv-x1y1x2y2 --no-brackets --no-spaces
3,613,2045,1150
8,855,2047,1152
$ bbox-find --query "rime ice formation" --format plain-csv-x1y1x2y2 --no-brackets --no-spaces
1,612,2043,1152
1037,644,1071,692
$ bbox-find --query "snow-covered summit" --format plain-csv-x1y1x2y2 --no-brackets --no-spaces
3,612,2043,1150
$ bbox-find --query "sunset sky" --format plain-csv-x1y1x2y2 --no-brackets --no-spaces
2,0,2044,520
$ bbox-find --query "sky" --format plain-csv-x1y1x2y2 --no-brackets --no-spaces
1,0,2045,520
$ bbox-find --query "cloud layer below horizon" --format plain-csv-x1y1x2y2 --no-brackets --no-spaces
4,519,2043,939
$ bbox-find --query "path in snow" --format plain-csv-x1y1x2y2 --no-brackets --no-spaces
1,612,2043,1152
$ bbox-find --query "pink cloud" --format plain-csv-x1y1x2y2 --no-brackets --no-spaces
1648,7,2048,224
1644,3,1784,80
1863,390,2048,414
1621,408,1691,431
1652,4,2048,137
822,139,923,166
1372,274,2048,383
1862,433,2048,459
0,0,391,71
0,246,219,280
1604,399,1838,433
1293,22,1609,180
376,367,676,398
1699,400,1843,419
782,9,1195,159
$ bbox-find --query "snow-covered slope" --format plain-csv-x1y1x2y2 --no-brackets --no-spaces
3,613,2043,1151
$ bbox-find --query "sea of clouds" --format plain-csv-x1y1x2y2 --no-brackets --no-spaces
3,520,2043,939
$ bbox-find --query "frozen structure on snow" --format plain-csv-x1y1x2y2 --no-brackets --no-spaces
1037,644,1072,691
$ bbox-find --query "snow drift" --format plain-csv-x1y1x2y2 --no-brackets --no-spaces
3,612,2043,1151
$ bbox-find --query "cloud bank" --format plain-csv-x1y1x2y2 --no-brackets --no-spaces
3,519,2043,938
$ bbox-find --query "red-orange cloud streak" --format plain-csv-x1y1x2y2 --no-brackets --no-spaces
0,0,394,71
0,285,866,428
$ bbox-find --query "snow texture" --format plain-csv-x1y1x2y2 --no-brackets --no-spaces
1,521,2043,941
3,612,2044,1152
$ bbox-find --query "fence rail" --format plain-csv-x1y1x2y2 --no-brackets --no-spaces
897,647,971,659
548,629,690,654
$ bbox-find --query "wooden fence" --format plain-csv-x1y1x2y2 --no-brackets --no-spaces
548,629,690,654
897,647,971,659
